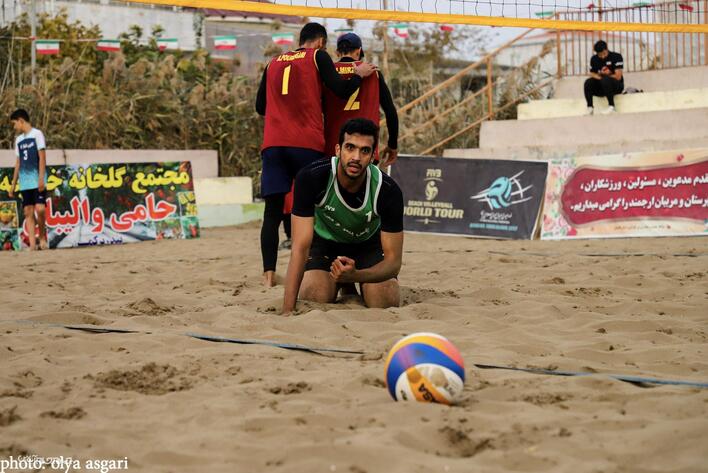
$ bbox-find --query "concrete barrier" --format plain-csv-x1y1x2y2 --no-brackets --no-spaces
64,150,218,179
0,149,64,167
518,88,708,120
193,176,263,228
1,149,219,179
478,108,708,150
444,137,708,161
193,177,252,205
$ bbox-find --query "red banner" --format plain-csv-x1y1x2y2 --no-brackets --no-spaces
562,160,708,225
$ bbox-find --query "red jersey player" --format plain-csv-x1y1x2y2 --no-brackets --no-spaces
255,22,377,287
323,33,399,166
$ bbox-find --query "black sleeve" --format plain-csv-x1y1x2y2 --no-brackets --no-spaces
589,56,600,73
613,52,624,69
376,175,404,233
315,49,362,99
292,161,331,218
255,67,267,116
378,73,398,150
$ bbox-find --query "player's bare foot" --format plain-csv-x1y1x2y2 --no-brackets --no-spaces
39,239,48,250
263,271,277,287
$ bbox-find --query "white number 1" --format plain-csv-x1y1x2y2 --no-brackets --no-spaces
366,210,372,222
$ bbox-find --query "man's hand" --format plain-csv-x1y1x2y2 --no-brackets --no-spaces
8,189,14,199
330,256,357,283
38,181,45,192
380,147,398,167
354,62,378,78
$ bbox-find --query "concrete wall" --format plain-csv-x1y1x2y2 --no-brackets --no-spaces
193,177,252,205
444,137,708,161
0,149,218,179
1,0,202,51
478,107,708,150
205,19,302,77
192,176,263,228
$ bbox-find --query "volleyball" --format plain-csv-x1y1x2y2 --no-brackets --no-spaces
384,332,465,405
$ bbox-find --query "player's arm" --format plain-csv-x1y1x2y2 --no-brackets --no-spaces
36,130,47,192
38,149,46,192
315,49,372,99
282,215,314,315
379,74,399,165
282,168,321,314
255,67,268,116
9,156,19,199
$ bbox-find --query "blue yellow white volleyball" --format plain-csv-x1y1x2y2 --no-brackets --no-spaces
384,332,465,405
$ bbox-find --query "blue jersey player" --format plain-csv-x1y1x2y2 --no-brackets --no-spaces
9,109,48,250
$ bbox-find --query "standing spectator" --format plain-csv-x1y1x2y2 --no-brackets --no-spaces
584,40,624,115
8,109,48,250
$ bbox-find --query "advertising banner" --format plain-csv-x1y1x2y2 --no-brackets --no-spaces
391,156,548,239
0,161,199,250
542,149,708,239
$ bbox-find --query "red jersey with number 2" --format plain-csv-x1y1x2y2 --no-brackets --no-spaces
323,61,380,159
262,48,324,152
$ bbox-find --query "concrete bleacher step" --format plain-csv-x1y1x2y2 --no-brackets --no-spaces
443,136,708,161
478,107,708,150
552,65,708,99
518,87,708,120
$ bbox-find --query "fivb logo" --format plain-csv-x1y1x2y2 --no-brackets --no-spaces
424,168,442,201
471,171,533,210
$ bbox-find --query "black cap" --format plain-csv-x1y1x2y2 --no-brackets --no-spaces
337,32,364,58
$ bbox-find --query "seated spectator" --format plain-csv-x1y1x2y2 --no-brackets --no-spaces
584,40,624,115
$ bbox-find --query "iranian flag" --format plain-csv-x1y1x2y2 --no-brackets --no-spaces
272,33,295,45
35,40,59,55
391,24,409,38
97,39,121,52
157,38,179,51
440,25,454,32
214,35,237,50
335,28,353,37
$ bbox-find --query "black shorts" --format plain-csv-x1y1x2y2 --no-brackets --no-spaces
20,189,46,207
306,233,384,272
261,147,326,197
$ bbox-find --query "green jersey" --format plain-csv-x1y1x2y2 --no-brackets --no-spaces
314,156,383,244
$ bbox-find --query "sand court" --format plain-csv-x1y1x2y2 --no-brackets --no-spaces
1,223,707,472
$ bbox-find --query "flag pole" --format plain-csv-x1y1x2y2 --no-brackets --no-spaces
382,0,390,78
30,0,36,86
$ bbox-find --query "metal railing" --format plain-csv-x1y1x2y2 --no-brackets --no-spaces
389,28,555,155
556,0,708,75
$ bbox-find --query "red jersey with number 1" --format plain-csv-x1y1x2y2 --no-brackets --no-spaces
262,48,324,152
323,61,380,159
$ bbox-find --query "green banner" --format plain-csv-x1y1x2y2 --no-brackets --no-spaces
0,161,199,250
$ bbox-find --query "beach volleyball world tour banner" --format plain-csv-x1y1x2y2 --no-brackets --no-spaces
0,161,199,250
542,149,708,239
391,156,548,239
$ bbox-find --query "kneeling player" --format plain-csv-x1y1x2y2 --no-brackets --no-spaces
282,118,404,314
